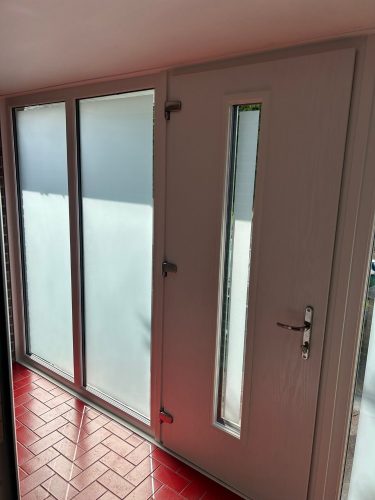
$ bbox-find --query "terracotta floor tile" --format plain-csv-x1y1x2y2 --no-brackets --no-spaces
126,441,154,465
14,392,33,407
77,429,110,454
14,371,38,385
175,463,203,482
13,372,28,382
59,422,89,443
70,461,108,491
15,404,28,418
104,420,133,441
42,473,79,499
17,442,34,465
99,492,119,500
22,485,50,500
95,412,110,424
18,468,28,481
125,455,161,486
34,378,57,392
45,392,72,409
48,454,82,481
73,443,109,470
22,447,60,475
17,409,45,431
30,388,55,403
16,423,40,447
53,437,85,462
152,485,184,500
49,386,65,397
151,448,185,472
20,465,55,496
152,464,190,493
82,415,108,434
66,398,88,413
72,480,107,499
126,433,144,448
101,450,135,477
85,408,101,420
14,377,36,390
34,415,68,439
13,382,38,399
63,407,89,426
126,476,163,500
102,434,134,458
13,363,29,374
22,372,42,383
98,469,135,498
180,477,209,499
28,430,64,455
24,399,50,416
40,402,71,423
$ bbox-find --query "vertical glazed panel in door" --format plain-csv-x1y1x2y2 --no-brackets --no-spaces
217,104,261,431
162,49,355,500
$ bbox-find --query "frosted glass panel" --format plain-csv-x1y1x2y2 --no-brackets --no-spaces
217,104,261,431
15,103,73,375
79,90,154,420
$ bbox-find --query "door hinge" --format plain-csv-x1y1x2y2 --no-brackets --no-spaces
160,408,174,424
165,100,182,120
162,261,177,277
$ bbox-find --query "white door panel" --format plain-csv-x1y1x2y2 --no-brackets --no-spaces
162,49,355,499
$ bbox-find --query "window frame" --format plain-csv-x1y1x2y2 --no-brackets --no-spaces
1,72,167,438
213,92,269,438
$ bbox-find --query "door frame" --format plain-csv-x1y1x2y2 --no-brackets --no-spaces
1,34,375,498
308,35,375,499
0,181,19,498
0,72,167,438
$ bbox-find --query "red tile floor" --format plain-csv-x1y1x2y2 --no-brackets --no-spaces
12,363,241,499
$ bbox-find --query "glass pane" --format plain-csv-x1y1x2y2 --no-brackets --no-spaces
15,103,73,375
79,90,154,420
341,239,375,499
217,103,261,432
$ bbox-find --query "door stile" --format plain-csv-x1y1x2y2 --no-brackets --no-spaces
65,98,84,390
0,100,27,363
151,72,168,440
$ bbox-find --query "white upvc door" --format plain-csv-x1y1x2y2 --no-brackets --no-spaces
161,49,355,500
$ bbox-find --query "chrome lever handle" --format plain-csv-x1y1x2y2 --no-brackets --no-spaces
276,306,313,360
276,322,309,332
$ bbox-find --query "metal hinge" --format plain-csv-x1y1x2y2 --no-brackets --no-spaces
165,100,182,120
162,261,177,277
160,408,174,424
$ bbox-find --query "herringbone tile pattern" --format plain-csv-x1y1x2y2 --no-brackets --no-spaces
13,363,240,499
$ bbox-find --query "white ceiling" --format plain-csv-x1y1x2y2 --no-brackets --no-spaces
0,0,374,96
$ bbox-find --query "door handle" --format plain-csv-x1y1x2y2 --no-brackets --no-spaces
276,306,313,360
